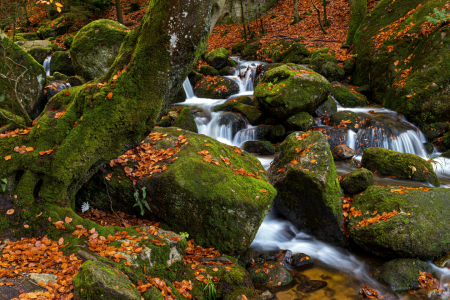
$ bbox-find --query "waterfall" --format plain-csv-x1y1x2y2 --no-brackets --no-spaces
43,55,52,76
183,78,195,99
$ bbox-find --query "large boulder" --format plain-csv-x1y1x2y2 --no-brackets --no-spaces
331,83,368,107
283,111,313,131
348,185,450,258
352,0,450,128
330,110,369,131
215,95,253,112
315,96,337,116
272,42,310,64
319,62,345,82
0,35,46,125
254,64,332,119
71,19,130,80
194,76,239,99
361,147,440,187
172,106,198,133
76,128,276,254
269,132,346,247
340,168,373,194
205,47,229,69
243,141,275,155
73,260,141,300
51,51,75,76
27,47,52,65
376,259,434,291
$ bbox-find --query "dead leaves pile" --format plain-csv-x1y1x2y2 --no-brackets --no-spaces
418,270,440,291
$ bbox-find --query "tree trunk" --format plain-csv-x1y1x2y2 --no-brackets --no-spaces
240,0,247,40
311,0,327,34
323,0,329,27
115,0,124,24
292,0,301,25
258,0,264,34
244,0,253,38
0,0,215,237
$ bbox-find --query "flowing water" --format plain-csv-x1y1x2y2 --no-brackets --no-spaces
176,58,450,299
43,55,52,76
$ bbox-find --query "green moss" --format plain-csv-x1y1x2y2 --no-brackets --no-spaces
320,62,345,82
215,96,253,112
231,104,263,125
157,116,172,127
243,141,275,155
283,111,313,131
361,147,440,186
242,42,261,60
272,42,310,64
51,51,75,76
200,65,220,76
194,76,239,99
205,47,229,69
331,83,368,107
377,259,434,291
330,110,369,131
340,167,374,194
172,106,198,133
344,0,367,46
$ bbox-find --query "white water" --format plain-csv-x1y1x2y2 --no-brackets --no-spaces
43,55,52,76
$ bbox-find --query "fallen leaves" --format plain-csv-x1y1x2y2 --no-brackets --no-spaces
6,209,14,215
352,210,399,229
418,270,439,290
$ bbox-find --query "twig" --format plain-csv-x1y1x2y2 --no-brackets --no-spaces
98,173,125,223
311,0,327,34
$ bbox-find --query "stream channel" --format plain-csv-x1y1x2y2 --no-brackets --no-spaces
176,58,450,300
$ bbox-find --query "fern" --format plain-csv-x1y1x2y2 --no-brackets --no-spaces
1,178,7,192
133,187,150,216
425,8,450,25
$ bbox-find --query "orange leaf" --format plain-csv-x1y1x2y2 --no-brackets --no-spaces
58,237,64,245
108,92,113,99
6,209,14,215
310,159,316,163
277,168,286,173
4,155,11,161
65,90,70,96
65,216,73,224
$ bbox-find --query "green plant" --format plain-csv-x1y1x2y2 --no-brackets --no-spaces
1,178,7,192
425,8,450,25
133,187,150,216
180,232,189,239
203,279,216,300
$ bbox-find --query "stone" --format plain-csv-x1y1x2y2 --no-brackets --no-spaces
376,259,434,291
243,141,275,155
310,48,338,72
217,112,247,136
260,290,273,300
349,186,450,258
254,64,331,119
267,124,285,142
291,253,313,267
231,104,263,125
215,95,253,112
27,47,52,65
332,144,355,161
283,112,313,131
330,110,369,132
320,61,345,82
340,168,374,194
315,96,337,117
200,65,219,76
269,132,346,247
194,76,239,99
51,51,75,76
247,261,293,286
433,252,450,268
29,273,57,285
205,47,229,69
71,19,130,80
331,83,368,107
172,106,198,133
297,280,327,293
362,147,440,187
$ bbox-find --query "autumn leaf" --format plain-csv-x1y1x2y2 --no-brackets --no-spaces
6,209,14,215
65,216,73,224
108,92,113,99
4,155,11,160
65,90,70,95
277,168,286,173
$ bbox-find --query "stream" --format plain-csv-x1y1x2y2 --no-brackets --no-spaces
177,58,450,299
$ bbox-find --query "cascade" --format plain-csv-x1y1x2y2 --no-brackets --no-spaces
43,55,52,76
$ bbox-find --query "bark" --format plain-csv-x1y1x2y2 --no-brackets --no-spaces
292,0,301,25
323,0,329,27
258,0,264,34
244,0,253,38
240,0,247,40
115,0,124,24
0,0,214,236
311,0,327,34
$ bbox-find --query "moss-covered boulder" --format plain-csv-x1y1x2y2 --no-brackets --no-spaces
376,259,434,291
200,65,220,76
269,132,346,246
343,58,356,75
331,84,368,107
433,252,450,268
254,63,282,88
319,62,345,82
361,147,440,187
205,47,229,69
51,51,75,76
422,122,449,142
157,116,172,127
172,107,198,133
27,46,52,65
16,32,41,41
247,261,293,287
231,104,263,125
344,0,367,46
215,96,253,112
352,0,450,128
348,185,450,258
310,48,337,72
242,42,261,60
76,128,276,254
283,112,313,131
254,64,331,119
73,260,141,300
267,124,285,142
194,76,239,99
330,110,369,131
315,96,337,116
188,72,204,86
243,141,275,155
272,42,310,64
71,19,130,80
0,35,46,125
340,168,373,194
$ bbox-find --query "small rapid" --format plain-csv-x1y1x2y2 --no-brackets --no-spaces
43,55,52,76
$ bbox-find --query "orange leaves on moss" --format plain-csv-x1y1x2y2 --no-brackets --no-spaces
39,149,54,156
352,210,399,229
296,133,309,141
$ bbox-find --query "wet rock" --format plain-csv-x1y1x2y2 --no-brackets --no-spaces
259,249,293,264
332,144,355,161
27,46,52,65
268,124,286,142
315,96,337,117
433,252,450,268
217,112,247,136
200,65,219,76
194,76,239,99
296,280,327,293
272,42,310,64
310,128,349,150
242,41,261,60
442,150,450,158
243,141,275,155
349,186,450,258
68,75,85,87
76,250,98,262
331,84,368,107
231,104,263,125
269,132,347,247
169,86,186,104
340,168,374,194
247,261,293,286
254,64,331,119
71,19,129,81
291,253,313,267
423,142,434,155
172,107,198,133
260,290,273,300
205,47,229,69
362,147,440,187
215,95,253,112
355,85,371,98
188,72,204,86
323,287,336,297
343,58,355,75
376,259,434,291
254,125,272,140
51,51,75,76
73,260,141,300
422,122,449,141
76,128,276,254
283,112,313,132
330,110,369,132
168,111,179,120
320,62,345,82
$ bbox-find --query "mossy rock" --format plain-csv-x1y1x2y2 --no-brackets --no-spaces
0,35,46,124
267,124,285,142
194,76,239,99
247,261,293,287
433,252,450,268
27,46,52,65
71,19,130,80
376,259,434,291
422,122,449,142
172,107,198,133
188,72,204,86
343,58,356,75
348,185,450,258
76,128,276,254
231,104,263,125
361,147,440,187
254,125,272,140
243,141,275,155
217,112,247,136
73,260,141,300
310,48,337,71
157,116,172,127
273,42,310,64
283,112,313,131
169,86,186,104
331,84,368,107
442,149,450,158
219,66,234,76
68,75,86,87
52,72,69,81
344,0,367,46
215,96,253,112
51,51,75,76
231,41,246,54
64,36,73,49
200,65,219,76
16,32,41,41
254,63,283,88
315,96,337,117
330,110,369,131
331,144,355,161
242,42,261,60
254,64,331,119
319,62,345,82
205,47,229,69
340,168,373,194
269,132,346,247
